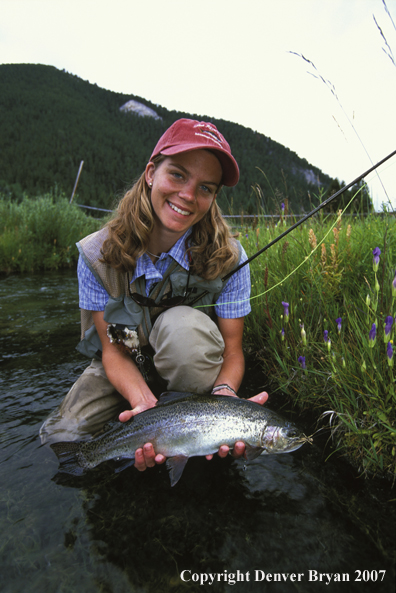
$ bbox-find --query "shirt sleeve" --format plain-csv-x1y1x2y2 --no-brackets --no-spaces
214,245,251,318
77,255,109,311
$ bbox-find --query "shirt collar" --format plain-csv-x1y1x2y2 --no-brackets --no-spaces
165,228,192,270
130,229,192,284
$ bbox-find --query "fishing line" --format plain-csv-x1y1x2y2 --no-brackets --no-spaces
248,194,358,305
194,187,361,310
191,148,396,310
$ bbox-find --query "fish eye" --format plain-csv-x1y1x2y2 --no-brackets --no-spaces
287,428,299,438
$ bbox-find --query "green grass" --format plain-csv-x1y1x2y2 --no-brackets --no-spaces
0,191,102,272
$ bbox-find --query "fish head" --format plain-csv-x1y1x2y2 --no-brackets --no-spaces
261,422,308,454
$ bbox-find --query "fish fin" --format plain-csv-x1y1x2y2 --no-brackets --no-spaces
113,457,135,473
50,441,86,476
244,444,264,461
166,455,189,486
157,391,200,406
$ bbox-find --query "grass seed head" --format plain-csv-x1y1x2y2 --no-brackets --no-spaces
308,228,317,250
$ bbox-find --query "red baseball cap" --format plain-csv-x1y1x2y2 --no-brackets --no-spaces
150,118,239,187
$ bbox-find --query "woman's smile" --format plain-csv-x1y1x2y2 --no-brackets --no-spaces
168,201,192,217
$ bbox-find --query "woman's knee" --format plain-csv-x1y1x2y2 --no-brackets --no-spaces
149,306,224,391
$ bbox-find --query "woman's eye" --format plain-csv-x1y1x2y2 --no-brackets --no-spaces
200,185,215,196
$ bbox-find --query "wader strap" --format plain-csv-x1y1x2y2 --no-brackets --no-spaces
135,259,181,343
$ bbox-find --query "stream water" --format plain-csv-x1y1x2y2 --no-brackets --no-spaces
0,271,395,593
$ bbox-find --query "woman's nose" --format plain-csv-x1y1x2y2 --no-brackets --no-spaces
178,181,196,202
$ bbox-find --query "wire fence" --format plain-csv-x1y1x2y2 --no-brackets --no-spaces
76,203,393,218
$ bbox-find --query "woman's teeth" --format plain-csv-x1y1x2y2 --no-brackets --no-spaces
169,202,191,216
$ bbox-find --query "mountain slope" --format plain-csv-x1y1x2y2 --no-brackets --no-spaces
0,63,334,213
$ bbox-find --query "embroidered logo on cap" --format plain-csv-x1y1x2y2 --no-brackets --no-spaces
193,122,224,148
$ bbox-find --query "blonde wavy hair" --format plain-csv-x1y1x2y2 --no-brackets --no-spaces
100,156,239,280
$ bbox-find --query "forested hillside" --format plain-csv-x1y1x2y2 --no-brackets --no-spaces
1,63,340,214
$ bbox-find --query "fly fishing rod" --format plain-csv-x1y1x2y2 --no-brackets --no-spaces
221,148,396,282
183,149,396,308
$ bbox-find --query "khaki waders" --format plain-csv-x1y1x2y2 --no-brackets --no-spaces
40,307,224,444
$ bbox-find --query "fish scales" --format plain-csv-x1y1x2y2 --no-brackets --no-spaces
50,393,309,486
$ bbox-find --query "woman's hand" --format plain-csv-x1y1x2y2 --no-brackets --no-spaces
118,403,167,471
119,402,155,423
205,391,269,460
134,443,167,471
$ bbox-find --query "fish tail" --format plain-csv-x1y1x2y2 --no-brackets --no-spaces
50,441,86,476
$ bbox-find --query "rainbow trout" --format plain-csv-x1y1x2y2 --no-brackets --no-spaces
50,392,309,486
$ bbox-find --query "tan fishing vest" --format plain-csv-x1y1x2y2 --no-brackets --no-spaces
75,228,239,359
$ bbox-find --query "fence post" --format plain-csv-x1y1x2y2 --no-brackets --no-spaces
70,160,84,204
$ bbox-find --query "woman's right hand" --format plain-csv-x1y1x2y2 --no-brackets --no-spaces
118,401,155,423
134,442,167,471
119,404,166,471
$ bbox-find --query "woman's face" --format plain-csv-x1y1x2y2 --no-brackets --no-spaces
145,149,222,239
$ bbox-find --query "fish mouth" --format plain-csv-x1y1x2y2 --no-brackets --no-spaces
263,427,312,453
282,434,313,453
168,201,192,216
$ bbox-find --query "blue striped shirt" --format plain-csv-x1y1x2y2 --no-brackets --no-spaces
78,230,251,319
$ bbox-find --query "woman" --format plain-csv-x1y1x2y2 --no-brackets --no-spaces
40,118,268,471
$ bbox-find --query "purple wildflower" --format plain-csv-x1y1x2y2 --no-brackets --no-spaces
281,202,285,212
369,323,376,347
282,301,289,323
281,328,285,341
392,269,396,297
324,330,329,343
335,318,342,333
384,316,393,341
372,247,381,272
298,355,306,370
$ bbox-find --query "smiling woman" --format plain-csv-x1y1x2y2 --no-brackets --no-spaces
40,118,268,475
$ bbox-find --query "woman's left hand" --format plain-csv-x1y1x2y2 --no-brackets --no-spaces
205,391,269,461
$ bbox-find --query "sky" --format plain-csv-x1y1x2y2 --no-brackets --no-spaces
2,0,396,210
